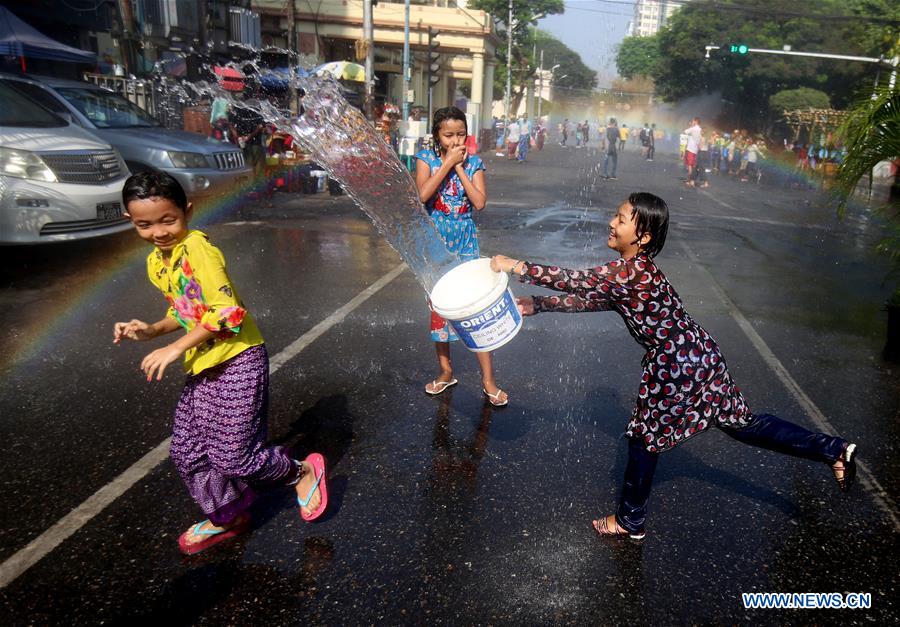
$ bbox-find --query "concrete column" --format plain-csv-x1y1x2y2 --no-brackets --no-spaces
482,60,495,129
468,51,484,136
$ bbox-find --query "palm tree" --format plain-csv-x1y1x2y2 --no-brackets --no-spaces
833,82,900,359
834,84,900,297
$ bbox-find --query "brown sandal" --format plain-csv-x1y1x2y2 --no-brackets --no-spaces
592,515,646,540
831,442,858,493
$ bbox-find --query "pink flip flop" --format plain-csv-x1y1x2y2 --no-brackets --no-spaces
177,512,251,555
298,452,328,522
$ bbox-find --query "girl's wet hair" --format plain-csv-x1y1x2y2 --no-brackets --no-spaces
628,192,669,257
431,106,468,151
123,170,188,212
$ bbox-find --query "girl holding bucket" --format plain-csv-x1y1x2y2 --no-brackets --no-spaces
490,192,857,538
416,106,508,407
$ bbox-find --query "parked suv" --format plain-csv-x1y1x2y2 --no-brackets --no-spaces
0,82,131,244
0,73,252,201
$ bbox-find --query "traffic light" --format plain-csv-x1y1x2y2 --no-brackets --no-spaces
427,27,441,87
729,43,749,55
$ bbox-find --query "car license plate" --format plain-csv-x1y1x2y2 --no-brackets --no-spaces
97,202,123,221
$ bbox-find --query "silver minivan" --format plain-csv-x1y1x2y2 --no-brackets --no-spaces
1,74,252,202
0,82,131,244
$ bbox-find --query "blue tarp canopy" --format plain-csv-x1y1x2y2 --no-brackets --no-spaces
0,6,96,63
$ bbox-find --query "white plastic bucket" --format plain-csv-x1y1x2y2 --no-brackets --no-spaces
430,258,523,352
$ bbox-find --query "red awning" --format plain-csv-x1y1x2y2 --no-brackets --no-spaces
213,66,244,92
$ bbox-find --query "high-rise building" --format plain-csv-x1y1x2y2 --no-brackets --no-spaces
632,0,686,37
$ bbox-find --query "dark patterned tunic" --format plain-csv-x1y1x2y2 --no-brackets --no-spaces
521,254,754,453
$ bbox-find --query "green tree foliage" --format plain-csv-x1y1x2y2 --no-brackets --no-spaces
469,0,597,111
769,87,831,113
469,0,565,90
650,0,900,129
616,36,660,80
535,29,597,91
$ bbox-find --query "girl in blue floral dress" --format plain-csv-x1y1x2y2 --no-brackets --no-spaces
415,106,508,406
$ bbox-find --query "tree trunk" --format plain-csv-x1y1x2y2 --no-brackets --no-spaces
511,84,527,119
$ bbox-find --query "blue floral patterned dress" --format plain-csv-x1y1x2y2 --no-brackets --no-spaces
416,148,485,342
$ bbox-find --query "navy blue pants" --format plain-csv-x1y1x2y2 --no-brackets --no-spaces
615,413,848,533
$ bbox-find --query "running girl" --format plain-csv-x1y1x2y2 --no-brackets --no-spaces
416,106,508,406
491,192,857,538
114,171,327,554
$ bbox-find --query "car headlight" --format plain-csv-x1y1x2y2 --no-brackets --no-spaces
0,147,57,182
167,151,209,169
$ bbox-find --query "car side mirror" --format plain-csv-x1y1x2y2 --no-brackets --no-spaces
57,111,74,125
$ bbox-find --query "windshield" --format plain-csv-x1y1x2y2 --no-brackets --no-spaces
0,82,66,128
55,87,160,129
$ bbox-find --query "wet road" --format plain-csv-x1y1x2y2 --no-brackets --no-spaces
0,142,898,624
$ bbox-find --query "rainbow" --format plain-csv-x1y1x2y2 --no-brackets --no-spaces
705,152,841,194
0,170,269,376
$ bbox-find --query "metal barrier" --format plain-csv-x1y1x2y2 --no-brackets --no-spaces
81,73,157,116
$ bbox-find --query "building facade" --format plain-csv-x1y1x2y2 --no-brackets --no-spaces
632,0,686,37
253,0,500,135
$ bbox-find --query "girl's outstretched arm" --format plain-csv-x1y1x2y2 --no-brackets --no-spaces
113,316,180,344
495,254,635,308
529,293,612,314
519,260,628,298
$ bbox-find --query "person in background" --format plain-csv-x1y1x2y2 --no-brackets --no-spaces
535,118,546,151
604,118,620,180
506,118,521,160
683,117,702,186
517,117,530,162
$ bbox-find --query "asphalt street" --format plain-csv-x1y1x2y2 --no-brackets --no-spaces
0,140,897,624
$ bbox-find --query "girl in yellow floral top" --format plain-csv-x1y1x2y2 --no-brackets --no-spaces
113,171,328,555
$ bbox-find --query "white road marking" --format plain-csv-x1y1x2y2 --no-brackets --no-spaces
0,262,407,589
681,243,899,531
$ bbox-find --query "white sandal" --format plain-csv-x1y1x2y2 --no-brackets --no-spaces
483,387,508,407
425,378,458,395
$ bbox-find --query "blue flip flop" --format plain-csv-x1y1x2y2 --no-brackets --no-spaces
177,512,250,555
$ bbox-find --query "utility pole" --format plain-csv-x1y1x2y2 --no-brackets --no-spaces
363,0,375,120
402,0,410,123
536,49,543,122
286,0,295,52
503,0,513,133
426,27,441,123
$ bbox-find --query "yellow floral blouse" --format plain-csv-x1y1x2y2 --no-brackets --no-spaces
146,230,263,375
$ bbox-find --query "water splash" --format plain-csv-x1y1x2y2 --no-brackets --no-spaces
289,75,460,292
153,52,461,292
